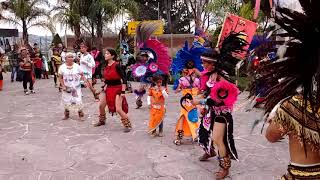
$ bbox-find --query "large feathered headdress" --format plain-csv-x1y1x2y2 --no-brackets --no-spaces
171,41,206,75
132,21,171,83
212,32,248,80
249,0,320,115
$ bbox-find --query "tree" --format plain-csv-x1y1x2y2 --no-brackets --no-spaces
206,0,242,27
88,0,138,48
164,0,192,33
185,0,210,31
52,33,63,46
134,0,192,34
0,0,54,44
53,0,88,40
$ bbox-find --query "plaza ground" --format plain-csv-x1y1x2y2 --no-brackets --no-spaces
0,74,289,180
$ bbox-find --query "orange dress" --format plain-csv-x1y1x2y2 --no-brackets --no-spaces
148,87,167,133
175,76,200,140
175,88,200,140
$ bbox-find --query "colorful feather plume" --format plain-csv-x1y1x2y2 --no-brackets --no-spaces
249,0,320,114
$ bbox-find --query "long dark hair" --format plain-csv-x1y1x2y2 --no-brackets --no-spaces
107,48,117,61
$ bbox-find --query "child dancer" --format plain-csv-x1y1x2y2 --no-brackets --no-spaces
147,75,168,137
174,68,200,145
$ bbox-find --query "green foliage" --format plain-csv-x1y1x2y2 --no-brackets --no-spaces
206,0,241,26
212,26,222,47
52,34,63,46
0,0,53,43
133,0,192,33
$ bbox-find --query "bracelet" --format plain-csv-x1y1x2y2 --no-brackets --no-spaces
121,91,125,94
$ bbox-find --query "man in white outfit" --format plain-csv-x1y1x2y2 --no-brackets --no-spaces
79,41,99,101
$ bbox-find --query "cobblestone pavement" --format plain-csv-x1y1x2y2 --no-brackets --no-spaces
0,74,289,180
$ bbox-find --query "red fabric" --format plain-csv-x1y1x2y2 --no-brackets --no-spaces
104,62,121,81
104,62,128,114
218,14,258,58
105,85,121,113
33,58,42,69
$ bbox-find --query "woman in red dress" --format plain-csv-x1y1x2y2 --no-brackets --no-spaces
94,49,132,132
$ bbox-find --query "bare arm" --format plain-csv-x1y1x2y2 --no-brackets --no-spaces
59,75,65,89
265,121,286,143
174,84,182,94
194,68,201,77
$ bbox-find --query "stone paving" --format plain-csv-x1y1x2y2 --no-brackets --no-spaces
0,74,289,180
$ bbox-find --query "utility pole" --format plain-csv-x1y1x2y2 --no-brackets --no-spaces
158,2,160,20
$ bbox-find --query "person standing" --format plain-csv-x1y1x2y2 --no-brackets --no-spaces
79,41,99,101
51,48,62,90
0,47,5,90
19,48,35,95
9,44,20,82
173,68,200,145
249,1,320,179
90,47,103,85
147,75,168,137
61,46,67,63
32,53,43,79
94,49,132,132
58,52,86,120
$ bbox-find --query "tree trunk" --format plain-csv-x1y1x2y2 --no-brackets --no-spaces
96,13,103,51
195,0,202,31
74,23,81,40
91,22,95,47
22,19,28,45
164,0,172,33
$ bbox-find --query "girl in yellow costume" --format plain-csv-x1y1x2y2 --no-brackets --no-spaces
174,68,200,145
147,75,168,137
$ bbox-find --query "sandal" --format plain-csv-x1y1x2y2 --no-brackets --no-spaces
215,156,231,179
173,139,181,146
150,130,157,137
121,118,132,133
94,114,106,127
78,111,85,121
215,169,229,179
62,110,70,120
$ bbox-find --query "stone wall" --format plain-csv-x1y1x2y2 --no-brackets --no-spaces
66,34,195,57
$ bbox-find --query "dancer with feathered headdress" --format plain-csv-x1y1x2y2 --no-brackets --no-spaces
249,1,320,179
132,21,171,109
171,39,206,145
184,31,247,178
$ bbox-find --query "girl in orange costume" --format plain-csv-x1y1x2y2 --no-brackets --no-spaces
174,68,200,145
147,75,168,137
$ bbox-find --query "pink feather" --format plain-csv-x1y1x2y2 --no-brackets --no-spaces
210,80,239,109
145,39,171,74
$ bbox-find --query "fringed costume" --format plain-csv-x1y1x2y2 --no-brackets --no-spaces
51,53,62,88
104,62,128,114
132,22,171,109
103,61,131,129
249,0,320,179
147,85,168,136
185,31,248,178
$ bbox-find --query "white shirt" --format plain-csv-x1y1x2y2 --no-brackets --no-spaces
58,63,82,88
79,53,95,78
61,51,67,63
